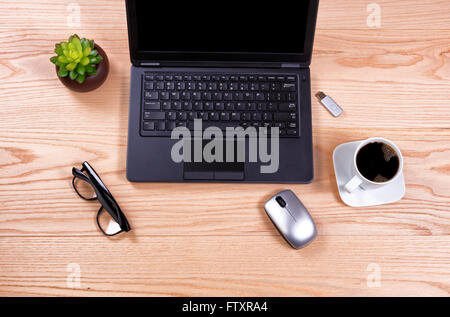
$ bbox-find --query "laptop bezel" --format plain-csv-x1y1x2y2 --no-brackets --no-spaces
125,0,319,67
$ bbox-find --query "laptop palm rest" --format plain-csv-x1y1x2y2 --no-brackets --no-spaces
183,139,245,180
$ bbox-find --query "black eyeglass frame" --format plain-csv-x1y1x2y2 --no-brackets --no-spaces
72,161,131,236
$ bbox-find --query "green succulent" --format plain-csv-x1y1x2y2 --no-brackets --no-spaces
50,34,103,84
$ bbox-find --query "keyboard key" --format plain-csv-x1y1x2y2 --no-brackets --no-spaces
176,82,185,90
172,102,182,110
267,103,277,111
199,112,208,120
166,82,175,90
247,103,257,111
183,102,192,110
282,83,296,91
223,92,232,101
156,121,166,130
236,102,246,111
145,91,158,100
233,92,243,100
225,103,235,111
144,112,165,120
170,92,180,100
160,92,170,100
231,112,240,121
288,93,297,101
167,121,176,131
214,102,224,110
209,112,219,121
177,112,187,120
279,103,297,112
255,92,265,101
220,112,230,120
241,113,251,121
193,102,203,110
204,102,214,111
274,112,296,121
252,113,262,121
198,82,207,90
213,92,222,100
244,92,254,101
263,112,273,121
202,92,212,100
143,121,155,130
287,129,297,135
144,102,161,110
181,92,191,100
260,83,270,91
167,111,177,120
187,82,196,90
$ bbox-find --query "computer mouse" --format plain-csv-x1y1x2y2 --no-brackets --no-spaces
264,190,317,249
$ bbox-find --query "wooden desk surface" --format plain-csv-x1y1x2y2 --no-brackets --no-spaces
0,0,449,296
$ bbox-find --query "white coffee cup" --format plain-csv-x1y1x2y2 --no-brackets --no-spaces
344,137,403,193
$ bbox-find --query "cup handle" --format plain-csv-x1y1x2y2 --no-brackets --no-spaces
344,175,363,193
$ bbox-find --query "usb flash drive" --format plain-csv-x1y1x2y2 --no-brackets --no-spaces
315,92,343,117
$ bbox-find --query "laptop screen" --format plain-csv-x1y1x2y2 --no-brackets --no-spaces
126,0,318,63
135,1,310,54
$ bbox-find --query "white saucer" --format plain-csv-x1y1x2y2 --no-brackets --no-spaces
333,141,405,207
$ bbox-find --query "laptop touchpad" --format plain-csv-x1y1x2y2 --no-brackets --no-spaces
183,162,244,180
183,140,245,180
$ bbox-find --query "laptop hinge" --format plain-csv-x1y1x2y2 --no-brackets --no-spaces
281,63,302,68
137,61,285,68
141,62,161,66
138,61,306,69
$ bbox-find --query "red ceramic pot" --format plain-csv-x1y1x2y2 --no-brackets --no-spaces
56,44,109,92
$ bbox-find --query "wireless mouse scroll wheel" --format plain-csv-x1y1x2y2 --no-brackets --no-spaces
275,196,286,208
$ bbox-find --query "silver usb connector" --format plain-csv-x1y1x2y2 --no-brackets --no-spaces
315,91,343,117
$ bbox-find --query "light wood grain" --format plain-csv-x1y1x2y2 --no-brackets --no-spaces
0,236,449,297
0,0,449,296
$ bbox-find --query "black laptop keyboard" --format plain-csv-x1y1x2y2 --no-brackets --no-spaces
140,73,299,137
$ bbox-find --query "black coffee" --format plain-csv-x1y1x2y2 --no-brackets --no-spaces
356,142,399,182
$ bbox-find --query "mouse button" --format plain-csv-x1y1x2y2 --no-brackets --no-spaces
284,193,306,214
291,220,317,248
264,199,283,215
264,200,295,228
294,217,316,238
269,211,296,235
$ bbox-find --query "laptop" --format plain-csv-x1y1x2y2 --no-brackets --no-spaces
125,0,319,183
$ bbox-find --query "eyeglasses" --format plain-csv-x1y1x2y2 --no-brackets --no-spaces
72,161,131,236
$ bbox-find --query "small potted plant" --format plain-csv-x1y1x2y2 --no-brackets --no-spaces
50,34,109,92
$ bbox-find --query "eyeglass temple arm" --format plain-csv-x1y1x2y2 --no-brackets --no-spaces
72,167,91,183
